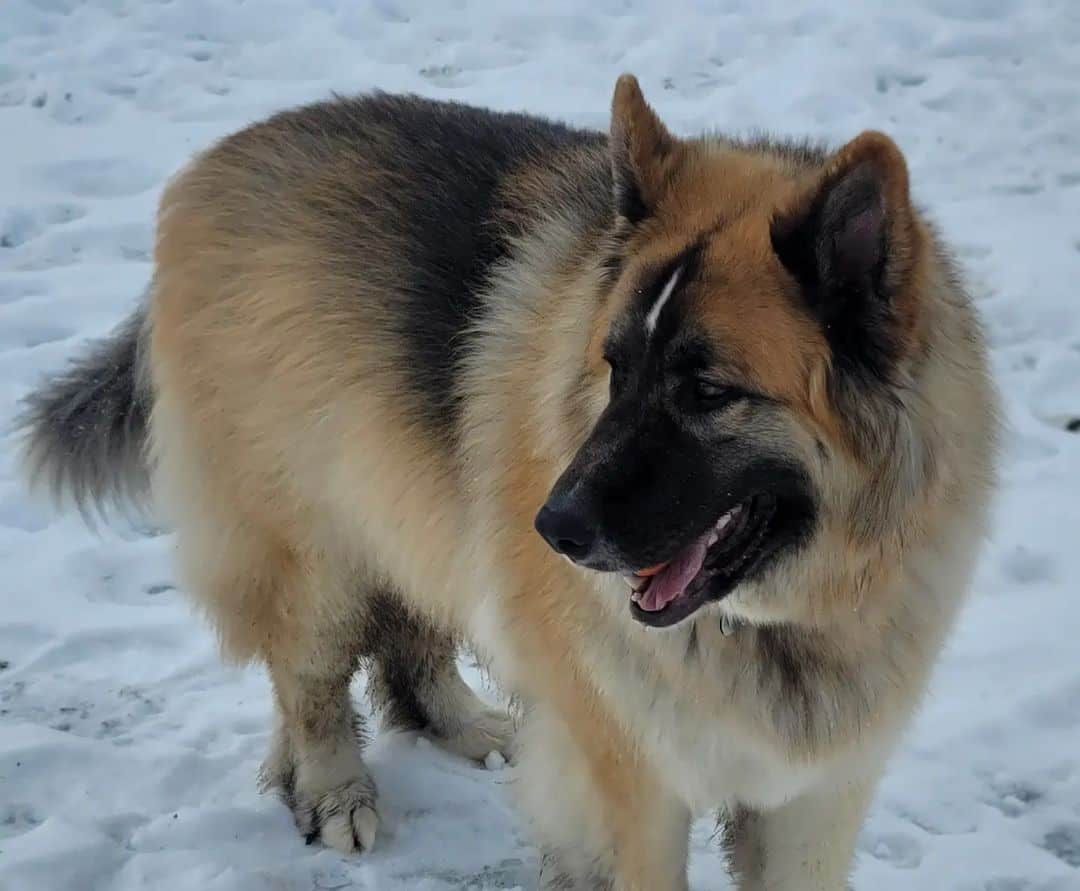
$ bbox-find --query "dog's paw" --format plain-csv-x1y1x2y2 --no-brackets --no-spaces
539,852,572,890
294,776,379,854
431,703,517,764
260,737,380,855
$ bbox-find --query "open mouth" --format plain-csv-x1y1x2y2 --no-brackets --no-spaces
622,493,778,628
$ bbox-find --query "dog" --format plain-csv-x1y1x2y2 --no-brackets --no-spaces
18,75,999,889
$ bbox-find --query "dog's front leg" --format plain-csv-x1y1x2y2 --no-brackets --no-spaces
726,773,877,891
519,703,691,891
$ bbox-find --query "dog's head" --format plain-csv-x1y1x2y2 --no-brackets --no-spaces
535,75,929,628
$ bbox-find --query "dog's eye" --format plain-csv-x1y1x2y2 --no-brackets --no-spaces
693,379,739,410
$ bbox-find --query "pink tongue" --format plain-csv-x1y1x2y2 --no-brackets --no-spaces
637,535,709,612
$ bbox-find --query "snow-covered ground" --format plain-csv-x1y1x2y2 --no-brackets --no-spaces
1,1,1078,888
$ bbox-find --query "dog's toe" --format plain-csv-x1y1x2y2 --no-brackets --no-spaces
316,794,379,854
297,779,380,855
434,704,518,763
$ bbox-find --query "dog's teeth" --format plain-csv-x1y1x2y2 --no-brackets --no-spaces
709,502,746,547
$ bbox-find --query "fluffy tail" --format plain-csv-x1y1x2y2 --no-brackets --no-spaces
15,304,153,522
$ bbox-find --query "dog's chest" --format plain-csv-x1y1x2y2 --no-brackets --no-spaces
584,625,825,813
646,696,824,813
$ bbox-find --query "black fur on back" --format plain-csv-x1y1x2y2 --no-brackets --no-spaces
273,93,607,438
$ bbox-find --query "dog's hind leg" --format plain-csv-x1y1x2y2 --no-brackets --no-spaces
151,384,379,853
363,587,516,762
254,555,380,855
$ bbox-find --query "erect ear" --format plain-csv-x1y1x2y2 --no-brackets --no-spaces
609,74,680,225
771,131,922,375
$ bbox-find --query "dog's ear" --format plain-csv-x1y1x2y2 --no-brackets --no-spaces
771,131,922,375
609,74,680,225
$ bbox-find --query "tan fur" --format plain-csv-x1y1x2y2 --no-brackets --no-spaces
122,77,999,886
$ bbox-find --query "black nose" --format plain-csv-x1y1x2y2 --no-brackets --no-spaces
535,496,597,562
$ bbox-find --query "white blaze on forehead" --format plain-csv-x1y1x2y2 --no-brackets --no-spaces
644,264,684,337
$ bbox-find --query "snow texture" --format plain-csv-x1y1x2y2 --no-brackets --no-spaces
1,1,1079,889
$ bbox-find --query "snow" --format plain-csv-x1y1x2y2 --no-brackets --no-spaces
1,0,1078,888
